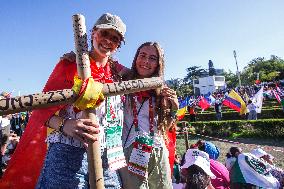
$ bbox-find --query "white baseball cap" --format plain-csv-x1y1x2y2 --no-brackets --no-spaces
181,149,216,179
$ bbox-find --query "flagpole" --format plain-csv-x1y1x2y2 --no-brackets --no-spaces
233,50,242,88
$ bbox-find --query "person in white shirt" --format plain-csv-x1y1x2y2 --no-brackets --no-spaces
247,100,257,120
119,42,178,189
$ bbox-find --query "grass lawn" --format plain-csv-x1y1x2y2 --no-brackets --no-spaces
176,134,284,169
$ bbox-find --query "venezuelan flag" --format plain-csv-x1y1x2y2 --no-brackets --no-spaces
223,90,247,115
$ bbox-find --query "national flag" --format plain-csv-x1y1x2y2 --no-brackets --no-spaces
176,107,187,120
276,86,284,96
176,97,189,120
205,94,215,105
272,89,281,103
178,98,188,109
188,96,198,107
222,90,247,115
230,153,280,188
198,96,211,111
251,86,264,113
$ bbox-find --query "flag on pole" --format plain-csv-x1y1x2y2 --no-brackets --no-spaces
251,86,264,113
176,98,188,120
178,98,188,109
276,86,284,96
272,90,281,103
205,94,216,105
198,96,211,111
222,90,247,115
176,107,187,120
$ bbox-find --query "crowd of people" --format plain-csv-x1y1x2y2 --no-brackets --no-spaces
0,12,283,189
0,92,31,177
182,83,284,122
172,140,284,189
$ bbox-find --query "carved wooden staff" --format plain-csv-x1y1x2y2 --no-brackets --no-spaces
72,14,104,189
0,77,163,116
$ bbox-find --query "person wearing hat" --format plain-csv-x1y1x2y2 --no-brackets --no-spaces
175,149,215,189
0,13,127,189
251,148,284,188
230,152,280,188
35,12,127,189
194,140,230,189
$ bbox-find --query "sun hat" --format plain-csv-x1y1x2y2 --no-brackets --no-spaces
181,149,216,179
250,148,273,159
94,13,126,42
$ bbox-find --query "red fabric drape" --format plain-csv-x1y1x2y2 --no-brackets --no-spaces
166,127,176,175
0,60,76,189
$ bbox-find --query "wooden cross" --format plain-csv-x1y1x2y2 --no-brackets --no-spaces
0,14,163,189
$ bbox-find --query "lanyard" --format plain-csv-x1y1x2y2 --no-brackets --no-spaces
131,96,154,137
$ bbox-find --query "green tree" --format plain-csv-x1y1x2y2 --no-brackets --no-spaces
223,70,238,88
184,66,207,84
167,78,192,96
241,55,284,85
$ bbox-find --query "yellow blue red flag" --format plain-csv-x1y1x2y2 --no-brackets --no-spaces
223,90,247,115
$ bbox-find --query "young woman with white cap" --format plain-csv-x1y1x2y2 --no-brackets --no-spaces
35,13,127,189
176,149,215,189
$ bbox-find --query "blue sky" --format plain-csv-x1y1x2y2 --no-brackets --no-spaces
1,1,284,95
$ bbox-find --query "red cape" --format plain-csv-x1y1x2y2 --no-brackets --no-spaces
0,60,76,189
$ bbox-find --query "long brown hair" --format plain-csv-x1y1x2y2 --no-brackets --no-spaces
128,42,174,139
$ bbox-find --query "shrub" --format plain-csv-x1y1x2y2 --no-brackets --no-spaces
183,108,284,121
181,119,284,138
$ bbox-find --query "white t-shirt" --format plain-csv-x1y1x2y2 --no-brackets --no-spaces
172,183,185,189
225,157,237,171
122,96,165,149
247,103,257,112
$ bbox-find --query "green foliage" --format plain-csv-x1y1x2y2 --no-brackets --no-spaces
222,70,238,88
184,66,207,85
168,55,284,95
167,78,193,96
185,119,284,138
241,55,284,85
216,55,284,88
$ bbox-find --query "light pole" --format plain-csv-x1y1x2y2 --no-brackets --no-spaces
233,50,242,88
